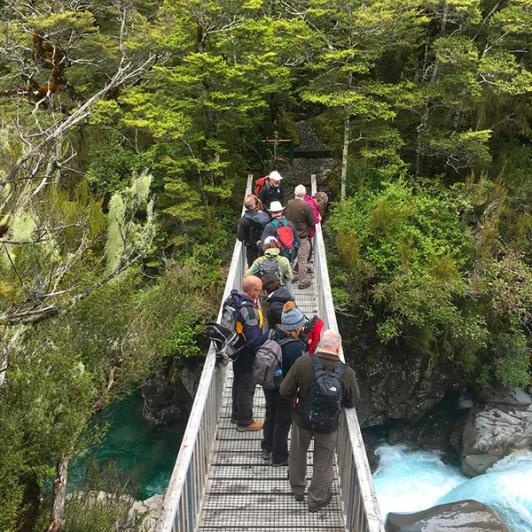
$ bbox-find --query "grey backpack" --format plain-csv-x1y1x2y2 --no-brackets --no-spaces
257,257,281,281
253,334,295,389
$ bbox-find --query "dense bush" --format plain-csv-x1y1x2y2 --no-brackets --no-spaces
328,179,530,388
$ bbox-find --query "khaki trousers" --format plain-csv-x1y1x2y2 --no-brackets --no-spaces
296,237,311,284
288,422,337,505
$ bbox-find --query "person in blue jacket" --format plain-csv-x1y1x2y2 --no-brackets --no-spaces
261,301,307,466
230,275,266,431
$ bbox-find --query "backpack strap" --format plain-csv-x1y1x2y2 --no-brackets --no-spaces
310,354,325,378
277,337,299,347
333,361,347,379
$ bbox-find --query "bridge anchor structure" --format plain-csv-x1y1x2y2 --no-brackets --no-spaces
156,175,384,532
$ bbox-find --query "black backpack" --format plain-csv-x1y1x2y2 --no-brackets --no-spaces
298,356,346,433
247,211,270,245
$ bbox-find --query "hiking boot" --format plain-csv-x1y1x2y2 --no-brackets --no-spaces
236,421,263,432
308,493,332,513
298,281,311,289
272,460,288,467
293,492,304,502
261,449,272,461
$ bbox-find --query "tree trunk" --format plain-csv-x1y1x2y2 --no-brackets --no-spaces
340,111,350,202
47,455,69,532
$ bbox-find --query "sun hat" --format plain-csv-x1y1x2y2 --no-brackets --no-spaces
264,236,279,246
281,302,306,331
269,170,283,181
268,201,284,213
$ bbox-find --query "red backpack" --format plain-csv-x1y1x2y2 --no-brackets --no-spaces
254,176,269,197
271,218,298,262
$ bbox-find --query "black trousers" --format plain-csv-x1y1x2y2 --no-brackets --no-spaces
261,387,292,464
231,363,256,426
245,245,259,268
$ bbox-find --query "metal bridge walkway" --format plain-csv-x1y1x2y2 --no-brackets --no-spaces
156,175,383,532
198,277,345,531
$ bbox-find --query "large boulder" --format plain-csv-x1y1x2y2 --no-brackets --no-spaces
461,401,532,476
129,493,163,531
386,499,510,531
354,350,449,427
141,369,194,427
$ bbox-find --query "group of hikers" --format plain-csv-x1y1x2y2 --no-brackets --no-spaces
208,171,360,514
237,170,328,290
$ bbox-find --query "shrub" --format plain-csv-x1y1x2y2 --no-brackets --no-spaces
328,179,531,388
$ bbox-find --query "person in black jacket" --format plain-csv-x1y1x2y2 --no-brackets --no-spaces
261,301,307,466
261,274,294,329
258,170,284,210
237,194,270,266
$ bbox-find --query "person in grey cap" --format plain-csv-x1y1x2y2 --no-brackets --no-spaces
261,301,307,466
280,330,359,512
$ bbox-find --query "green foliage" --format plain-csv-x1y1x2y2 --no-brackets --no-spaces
1,0,531,525
167,312,202,359
491,333,529,389
63,491,134,532
328,178,531,388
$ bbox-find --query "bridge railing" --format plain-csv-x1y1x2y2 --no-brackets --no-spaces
311,174,384,532
157,174,383,531
155,175,252,532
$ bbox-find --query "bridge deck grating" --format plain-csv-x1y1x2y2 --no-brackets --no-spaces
199,270,345,531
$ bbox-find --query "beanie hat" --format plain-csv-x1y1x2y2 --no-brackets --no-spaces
281,301,306,331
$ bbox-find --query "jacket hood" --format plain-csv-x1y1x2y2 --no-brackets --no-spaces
267,287,293,304
230,289,253,306
264,247,281,258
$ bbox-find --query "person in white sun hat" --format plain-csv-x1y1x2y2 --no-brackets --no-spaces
261,200,300,266
258,170,284,210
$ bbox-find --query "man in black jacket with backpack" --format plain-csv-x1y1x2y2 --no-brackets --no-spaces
280,330,359,512
237,194,270,266
258,170,284,210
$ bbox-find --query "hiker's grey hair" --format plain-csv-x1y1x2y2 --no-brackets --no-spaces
318,329,342,352
294,184,306,198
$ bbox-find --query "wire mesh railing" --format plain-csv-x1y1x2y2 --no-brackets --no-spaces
156,174,383,531
311,174,384,532
155,175,252,532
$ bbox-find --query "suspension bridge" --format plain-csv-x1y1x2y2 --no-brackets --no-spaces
155,175,384,532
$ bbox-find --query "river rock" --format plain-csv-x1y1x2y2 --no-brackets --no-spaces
481,387,532,411
142,369,193,427
354,349,449,427
386,499,510,531
129,493,163,531
461,406,531,476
